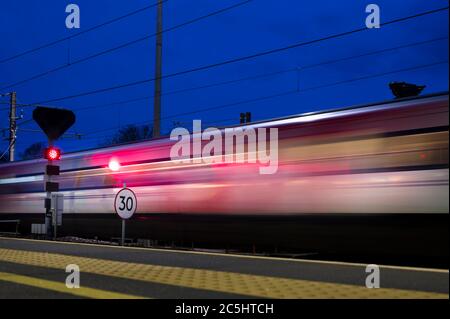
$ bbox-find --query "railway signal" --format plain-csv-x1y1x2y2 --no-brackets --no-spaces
43,146,63,237
42,145,63,237
44,147,61,192
44,146,61,161
33,107,76,238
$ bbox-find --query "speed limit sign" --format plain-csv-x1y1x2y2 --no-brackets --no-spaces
114,188,137,219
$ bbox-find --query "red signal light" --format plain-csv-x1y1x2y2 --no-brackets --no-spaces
44,147,61,160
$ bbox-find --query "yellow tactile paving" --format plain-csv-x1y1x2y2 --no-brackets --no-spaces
0,271,146,299
0,248,447,299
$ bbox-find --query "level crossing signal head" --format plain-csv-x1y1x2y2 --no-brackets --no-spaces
44,147,61,161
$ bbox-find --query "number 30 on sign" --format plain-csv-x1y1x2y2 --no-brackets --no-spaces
114,188,137,219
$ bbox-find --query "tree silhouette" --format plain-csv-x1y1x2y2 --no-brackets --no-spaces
100,124,153,147
21,142,46,160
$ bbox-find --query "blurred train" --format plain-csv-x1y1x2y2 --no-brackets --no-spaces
0,92,448,258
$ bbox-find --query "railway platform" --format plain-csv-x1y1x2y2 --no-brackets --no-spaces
0,237,448,299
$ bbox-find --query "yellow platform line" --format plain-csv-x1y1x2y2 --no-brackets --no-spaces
0,248,447,299
0,271,146,299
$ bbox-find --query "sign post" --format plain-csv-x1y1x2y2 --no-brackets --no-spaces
51,193,64,239
121,219,126,247
114,186,137,246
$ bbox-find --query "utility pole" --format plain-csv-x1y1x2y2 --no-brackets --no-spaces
8,92,17,162
153,0,163,138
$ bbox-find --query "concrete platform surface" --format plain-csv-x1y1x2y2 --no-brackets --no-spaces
0,237,448,299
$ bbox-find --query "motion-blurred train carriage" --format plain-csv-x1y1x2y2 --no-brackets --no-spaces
0,92,448,258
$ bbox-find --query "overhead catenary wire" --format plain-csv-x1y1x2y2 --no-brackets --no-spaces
59,117,240,143
10,56,446,151
63,35,450,113
25,117,238,148
81,59,448,137
0,139,15,160
0,0,254,91
1,34,444,112
0,0,169,65
23,6,448,105
1,41,448,146
156,60,450,120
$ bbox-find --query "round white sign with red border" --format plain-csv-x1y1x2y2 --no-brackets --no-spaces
114,188,137,219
